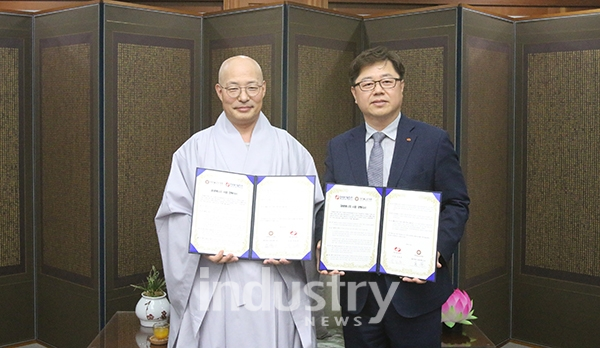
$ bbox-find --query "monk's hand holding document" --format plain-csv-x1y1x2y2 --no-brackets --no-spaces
319,183,441,281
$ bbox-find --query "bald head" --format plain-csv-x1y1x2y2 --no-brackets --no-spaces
215,55,266,139
218,55,264,85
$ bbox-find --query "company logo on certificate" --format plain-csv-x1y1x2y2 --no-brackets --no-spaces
189,168,316,260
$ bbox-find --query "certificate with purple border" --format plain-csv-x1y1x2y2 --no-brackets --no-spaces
319,183,440,281
189,168,316,260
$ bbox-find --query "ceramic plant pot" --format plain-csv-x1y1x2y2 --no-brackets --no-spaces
135,293,170,327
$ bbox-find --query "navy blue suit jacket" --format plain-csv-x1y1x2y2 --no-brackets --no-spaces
321,115,470,318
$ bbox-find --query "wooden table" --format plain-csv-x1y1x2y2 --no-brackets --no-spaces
442,323,495,347
87,311,163,348
89,311,495,347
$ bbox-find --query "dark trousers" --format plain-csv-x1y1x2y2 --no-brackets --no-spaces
342,277,442,348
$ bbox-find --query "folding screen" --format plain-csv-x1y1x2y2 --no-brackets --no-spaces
459,7,514,343
4,1,600,347
102,0,201,318
514,11,600,348
34,5,101,346
32,2,201,346
0,10,34,346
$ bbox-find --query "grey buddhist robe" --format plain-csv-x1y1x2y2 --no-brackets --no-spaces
155,112,324,348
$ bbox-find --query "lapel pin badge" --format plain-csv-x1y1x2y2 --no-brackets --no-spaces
406,138,412,142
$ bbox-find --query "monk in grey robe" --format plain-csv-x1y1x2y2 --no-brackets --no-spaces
155,55,324,348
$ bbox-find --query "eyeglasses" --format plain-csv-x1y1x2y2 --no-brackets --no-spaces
353,78,402,92
219,83,264,98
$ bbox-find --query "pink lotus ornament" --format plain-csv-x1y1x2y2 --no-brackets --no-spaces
441,289,478,328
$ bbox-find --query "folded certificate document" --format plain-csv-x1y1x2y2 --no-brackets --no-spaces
189,168,316,260
319,183,441,281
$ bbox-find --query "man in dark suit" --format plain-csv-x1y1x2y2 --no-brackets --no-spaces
318,46,470,347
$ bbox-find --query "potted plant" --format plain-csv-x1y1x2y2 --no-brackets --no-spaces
131,265,170,327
